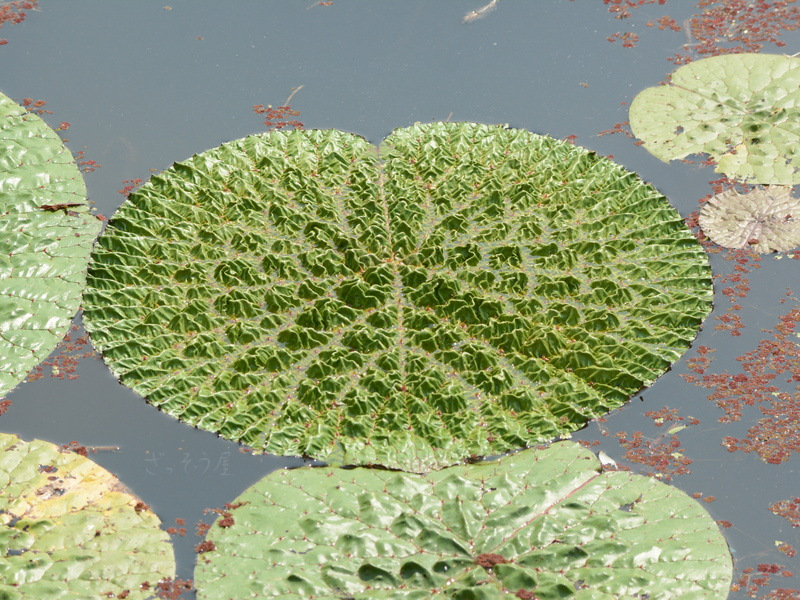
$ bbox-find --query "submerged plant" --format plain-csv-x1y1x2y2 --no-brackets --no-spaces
0,432,175,599
630,54,800,185
83,122,712,471
193,442,733,600
0,90,102,397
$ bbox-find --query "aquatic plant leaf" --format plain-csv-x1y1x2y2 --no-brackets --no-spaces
83,122,712,471
0,91,102,397
699,186,800,253
194,442,733,600
0,432,175,599
629,53,800,185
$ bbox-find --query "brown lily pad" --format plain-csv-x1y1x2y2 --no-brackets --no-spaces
698,186,800,253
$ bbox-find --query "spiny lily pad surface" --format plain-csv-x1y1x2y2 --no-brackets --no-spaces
699,186,800,253
629,53,800,185
83,122,712,471
193,441,733,600
0,91,102,397
0,432,175,599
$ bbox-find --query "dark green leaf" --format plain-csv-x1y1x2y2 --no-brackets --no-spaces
84,123,712,471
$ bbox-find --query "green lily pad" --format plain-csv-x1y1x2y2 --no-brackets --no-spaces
0,91,102,397
83,122,712,471
629,53,800,185
193,441,733,600
699,186,800,253
0,432,175,599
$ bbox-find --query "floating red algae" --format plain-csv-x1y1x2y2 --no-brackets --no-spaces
682,302,800,463
0,1,37,45
686,345,716,375
18,97,51,116
722,407,800,464
74,149,99,173
614,430,692,479
597,120,634,138
717,519,733,528
166,518,187,537
770,498,800,527
595,0,800,61
253,104,303,131
607,408,698,480
761,590,800,600
711,308,800,463
648,14,683,31
673,0,800,64
733,563,794,597
683,308,800,428
607,31,640,47
601,0,668,20
118,178,143,198
27,324,97,383
645,406,695,426
155,578,193,600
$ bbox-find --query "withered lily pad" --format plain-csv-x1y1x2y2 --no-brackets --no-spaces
0,91,102,397
630,54,800,185
0,432,175,599
83,122,712,471
699,186,800,253
193,442,733,600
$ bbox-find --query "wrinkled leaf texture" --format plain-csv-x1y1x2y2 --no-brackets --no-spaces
630,54,800,185
83,122,712,471
0,432,175,599
194,442,732,600
699,186,800,253
0,91,102,397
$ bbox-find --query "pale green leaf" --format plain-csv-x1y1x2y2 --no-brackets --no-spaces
0,91,102,397
194,442,733,600
0,433,175,599
629,53,800,185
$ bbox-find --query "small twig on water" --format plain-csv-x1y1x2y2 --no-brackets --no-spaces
284,85,304,106
463,0,499,23
87,445,121,452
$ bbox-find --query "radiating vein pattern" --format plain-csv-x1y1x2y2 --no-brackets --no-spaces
194,442,732,600
83,123,712,470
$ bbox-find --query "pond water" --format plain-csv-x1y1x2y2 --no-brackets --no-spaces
2,1,800,597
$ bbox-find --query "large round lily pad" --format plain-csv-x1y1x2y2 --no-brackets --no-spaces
193,441,733,600
0,91,102,397
629,53,800,185
0,432,175,599
83,122,712,471
699,186,800,253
